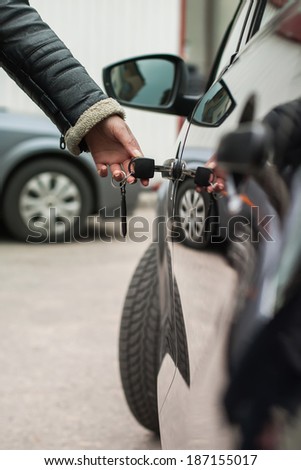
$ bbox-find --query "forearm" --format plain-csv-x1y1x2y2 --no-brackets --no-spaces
263,98,301,168
0,0,125,154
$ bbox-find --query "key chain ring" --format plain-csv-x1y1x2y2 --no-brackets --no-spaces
111,170,127,189
128,160,135,175
210,181,224,199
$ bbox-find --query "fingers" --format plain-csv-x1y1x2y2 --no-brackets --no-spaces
212,178,225,192
108,117,149,185
195,171,225,193
197,179,225,194
91,117,150,186
109,163,124,181
97,158,149,187
205,153,217,167
206,161,217,171
96,161,125,181
96,164,108,177
140,178,149,187
196,154,226,193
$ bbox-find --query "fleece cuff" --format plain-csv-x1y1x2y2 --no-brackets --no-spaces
65,98,126,155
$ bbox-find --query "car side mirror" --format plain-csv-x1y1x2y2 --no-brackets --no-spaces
102,54,200,117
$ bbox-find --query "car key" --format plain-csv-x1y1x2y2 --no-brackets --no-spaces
176,165,213,186
129,157,174,180
129,157,155,179
193,167,213,187
120,182,127,237
129,157,214,188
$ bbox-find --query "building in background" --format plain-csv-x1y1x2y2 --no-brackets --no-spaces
184,0,238,85
0,0,239,161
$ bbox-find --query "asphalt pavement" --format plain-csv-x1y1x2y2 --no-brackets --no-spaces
0,193,161,450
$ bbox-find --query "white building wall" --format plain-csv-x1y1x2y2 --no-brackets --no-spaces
0,0,181,160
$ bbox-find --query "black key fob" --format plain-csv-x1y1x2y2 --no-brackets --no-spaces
129,157,155,179
194,167,213,187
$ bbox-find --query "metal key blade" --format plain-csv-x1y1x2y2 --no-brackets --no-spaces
154,158,177,179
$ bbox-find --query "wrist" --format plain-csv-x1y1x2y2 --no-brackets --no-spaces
65,98,126,155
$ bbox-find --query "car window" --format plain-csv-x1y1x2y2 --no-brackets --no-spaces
212,0,254,81
259,0,290,28
212,0,292,83
260,2,283,26
247,0,292,40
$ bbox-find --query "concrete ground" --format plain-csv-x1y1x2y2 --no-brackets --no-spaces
0,193,161,450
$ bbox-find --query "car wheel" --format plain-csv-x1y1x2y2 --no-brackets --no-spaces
174,178,213,249
119,243,160,434
2,157,93,242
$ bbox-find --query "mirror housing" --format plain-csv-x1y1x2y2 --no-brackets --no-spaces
102,54,200,117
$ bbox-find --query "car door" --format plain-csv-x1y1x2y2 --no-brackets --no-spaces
158,0,257,449
159,0,299,449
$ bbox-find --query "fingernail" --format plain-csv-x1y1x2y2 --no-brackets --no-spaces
128,176,136,184
133,149,142,157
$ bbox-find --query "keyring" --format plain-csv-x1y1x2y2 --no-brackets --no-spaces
111,170,134,189
128,160,135,175
210,182,224,199
111,170,127,189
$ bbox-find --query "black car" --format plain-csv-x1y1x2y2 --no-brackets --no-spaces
103,0,301,449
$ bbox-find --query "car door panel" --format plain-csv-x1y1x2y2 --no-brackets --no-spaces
159,0,301,448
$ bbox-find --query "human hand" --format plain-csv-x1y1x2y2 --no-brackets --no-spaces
85,115,149,186
195,153,226,194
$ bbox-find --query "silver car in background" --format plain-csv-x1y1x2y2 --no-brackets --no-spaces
0,110,141,242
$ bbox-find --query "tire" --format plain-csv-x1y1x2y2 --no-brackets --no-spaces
2,157,93,242
174,178,214,249
119,243,160,434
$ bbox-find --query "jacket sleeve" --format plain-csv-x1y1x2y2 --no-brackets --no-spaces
0,0,125,154
263,98,301,168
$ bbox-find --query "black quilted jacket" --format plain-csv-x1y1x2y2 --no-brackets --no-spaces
0,0,107,136
263,98,301,169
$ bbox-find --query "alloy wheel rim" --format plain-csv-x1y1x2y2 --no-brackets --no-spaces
19,172,82,236
178,188,206,242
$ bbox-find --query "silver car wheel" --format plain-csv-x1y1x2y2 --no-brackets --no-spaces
19,171,82,236
178,188,206,242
